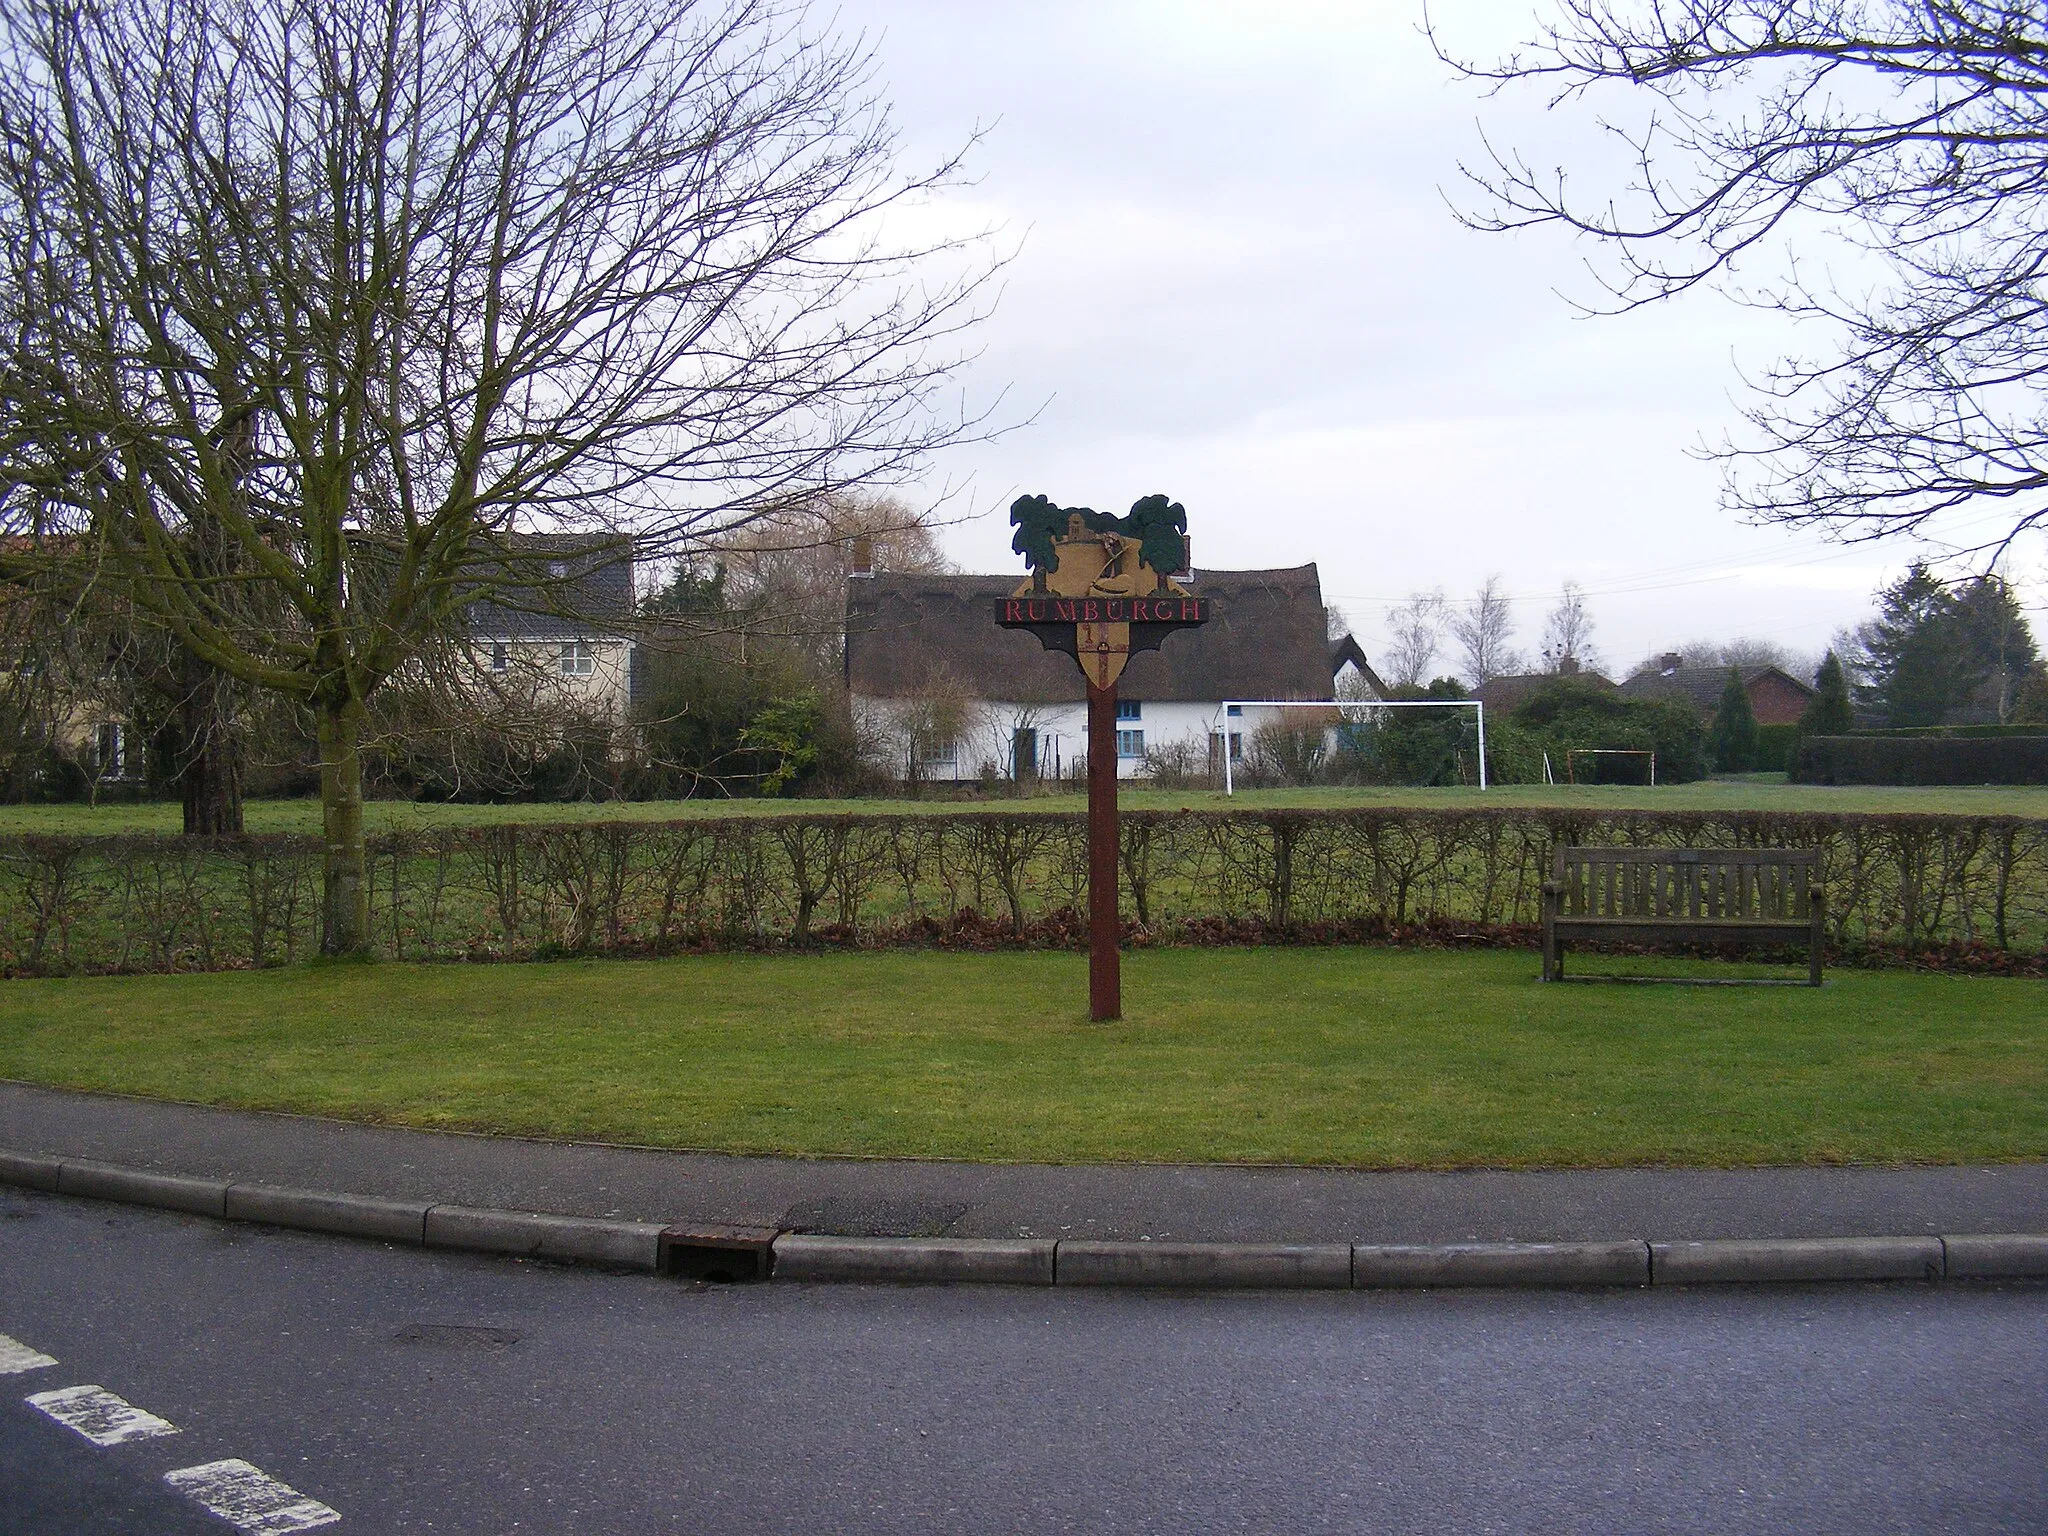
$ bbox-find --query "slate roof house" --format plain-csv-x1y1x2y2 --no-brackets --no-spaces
464,534,637,720
1619,655,1815,726
845,564,1351,780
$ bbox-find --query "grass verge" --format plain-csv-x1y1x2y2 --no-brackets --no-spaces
0,948,2039,1168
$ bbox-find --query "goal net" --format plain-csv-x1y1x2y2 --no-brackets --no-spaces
1219,699,1488,793
1560,747,1656,787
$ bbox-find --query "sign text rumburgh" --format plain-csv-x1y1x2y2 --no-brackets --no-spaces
996,596,1209,625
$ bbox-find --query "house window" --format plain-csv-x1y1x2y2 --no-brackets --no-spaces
1226,704,1243,717
559,640,596,677
95,721,129,778
1116,729,1145,758
1116,700,1141,721
918,736,957,769
1229,732,1243,762
490,641,508,673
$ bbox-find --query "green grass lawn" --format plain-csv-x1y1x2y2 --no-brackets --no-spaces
6,776,2047,835
2,948,2039,1168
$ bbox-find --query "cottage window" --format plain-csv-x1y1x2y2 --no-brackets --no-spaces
1116,729,1145,758
559,640,596,677
490,641,508,672
1226,704,1243,717
95,721,129,778
918,736,956,768
1116,700,1141,721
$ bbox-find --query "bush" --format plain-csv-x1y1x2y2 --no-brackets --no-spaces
1506,677,1707,782
1792,734,2048,785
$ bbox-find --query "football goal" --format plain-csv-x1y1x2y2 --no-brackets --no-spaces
1562,747,1656,786
1219,698,1488,794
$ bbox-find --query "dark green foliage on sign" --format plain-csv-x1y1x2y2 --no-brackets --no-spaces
1008,492,1188,576
1708,666,1759,772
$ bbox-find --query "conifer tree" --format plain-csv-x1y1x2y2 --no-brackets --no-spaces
1799,652,1855,738
1708,667,1758,773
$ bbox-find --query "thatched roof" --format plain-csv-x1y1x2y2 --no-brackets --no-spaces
845,566,1334,703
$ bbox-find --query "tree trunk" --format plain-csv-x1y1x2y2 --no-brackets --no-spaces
318,694,370,957
176,654,244,836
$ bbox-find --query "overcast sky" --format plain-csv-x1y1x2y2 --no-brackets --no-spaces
832,0,2048,681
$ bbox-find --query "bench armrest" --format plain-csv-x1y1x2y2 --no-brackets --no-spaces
1540,880,1562,897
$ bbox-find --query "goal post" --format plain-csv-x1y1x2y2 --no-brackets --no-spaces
1562,747,1656,787
1220,698,1487,794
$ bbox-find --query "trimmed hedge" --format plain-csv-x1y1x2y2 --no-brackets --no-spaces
1755,723,1801,772
3,807,2045,975
1793,735,2048,786
1850,724,2047,739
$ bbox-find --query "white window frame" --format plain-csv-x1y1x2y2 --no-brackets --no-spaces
558,640,597,678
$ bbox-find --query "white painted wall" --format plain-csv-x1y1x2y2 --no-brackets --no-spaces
853,693,1316,782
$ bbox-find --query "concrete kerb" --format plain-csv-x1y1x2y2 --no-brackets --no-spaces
4,1147,2046,1289
1651,1236,1944,1285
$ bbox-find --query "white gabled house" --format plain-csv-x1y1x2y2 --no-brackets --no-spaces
844,564,1364,782
463,535,637,721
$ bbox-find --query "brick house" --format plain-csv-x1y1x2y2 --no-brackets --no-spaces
1618,655,1815,725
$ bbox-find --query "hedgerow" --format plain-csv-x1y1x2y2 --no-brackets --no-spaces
1,807,2043,975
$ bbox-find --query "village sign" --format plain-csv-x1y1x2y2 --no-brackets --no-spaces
996,493,1210,1019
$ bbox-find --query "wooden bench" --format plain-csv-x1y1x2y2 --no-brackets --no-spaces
1540,847,1825,985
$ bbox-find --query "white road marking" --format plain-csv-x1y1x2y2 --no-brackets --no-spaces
0,1332,57,1375
25,1384,179,1446
165,1459,340,1533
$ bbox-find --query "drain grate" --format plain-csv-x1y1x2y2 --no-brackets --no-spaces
660,1223,778,1283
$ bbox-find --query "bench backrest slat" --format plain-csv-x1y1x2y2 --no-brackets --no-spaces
1552,846,1816,921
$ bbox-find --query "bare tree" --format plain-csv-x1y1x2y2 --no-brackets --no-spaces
1381,588,1447,689
0,0,999,951
1632,637,1816,678
1436,2,2048,558
714,493,954,677
1449,576,1523,685
1540,580,1601,673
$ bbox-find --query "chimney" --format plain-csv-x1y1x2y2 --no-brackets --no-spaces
1659,652,1682,675
850,535,874,577
1558,656,1580,676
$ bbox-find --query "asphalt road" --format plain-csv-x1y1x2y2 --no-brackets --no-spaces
2,1187,2043,1535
